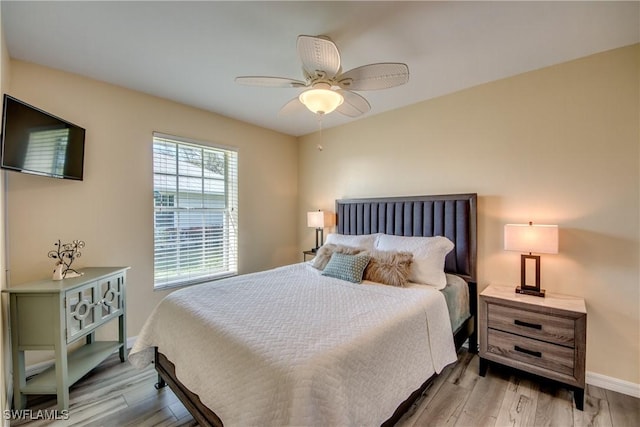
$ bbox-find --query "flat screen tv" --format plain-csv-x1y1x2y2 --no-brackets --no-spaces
1,95,85,180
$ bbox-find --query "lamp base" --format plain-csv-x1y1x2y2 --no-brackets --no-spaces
515,286,546,297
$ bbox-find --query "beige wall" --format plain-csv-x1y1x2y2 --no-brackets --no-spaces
298,45,640,385
3,43,638,390
6,61,299,348
0,3,9,417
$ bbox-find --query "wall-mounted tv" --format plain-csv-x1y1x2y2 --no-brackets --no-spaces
1,95,85,180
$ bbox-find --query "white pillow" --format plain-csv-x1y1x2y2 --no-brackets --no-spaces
324,233,381,251
375,234,454,289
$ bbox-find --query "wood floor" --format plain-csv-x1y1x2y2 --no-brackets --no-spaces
10,348,639,426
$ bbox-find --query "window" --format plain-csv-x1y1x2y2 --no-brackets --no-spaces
153,133,238,289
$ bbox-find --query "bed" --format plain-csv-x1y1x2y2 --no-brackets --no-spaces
129,193,477,426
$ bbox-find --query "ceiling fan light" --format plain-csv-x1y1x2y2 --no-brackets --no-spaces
299,89,344,115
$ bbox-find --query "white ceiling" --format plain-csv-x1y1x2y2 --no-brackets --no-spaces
3,1,639,137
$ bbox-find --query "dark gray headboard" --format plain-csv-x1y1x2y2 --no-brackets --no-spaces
336,193,477,282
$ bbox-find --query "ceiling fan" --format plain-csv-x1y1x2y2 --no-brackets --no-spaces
235,35,409,117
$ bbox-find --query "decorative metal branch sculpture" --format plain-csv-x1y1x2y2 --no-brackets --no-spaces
48,239,85,280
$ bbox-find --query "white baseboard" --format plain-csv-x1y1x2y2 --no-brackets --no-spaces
127,336,137,349
24,359,54,378
587,371,640,398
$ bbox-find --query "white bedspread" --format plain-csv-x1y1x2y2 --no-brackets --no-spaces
129,262,457,426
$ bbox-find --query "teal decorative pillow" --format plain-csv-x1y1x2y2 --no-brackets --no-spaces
322,252,371,283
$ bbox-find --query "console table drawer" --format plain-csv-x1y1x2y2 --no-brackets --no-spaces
487,303,575,347
97,273,125,321
65,273,124,343
486,328,575,376
66,282,99,343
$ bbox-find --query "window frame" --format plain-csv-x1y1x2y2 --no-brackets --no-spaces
152,132,238,290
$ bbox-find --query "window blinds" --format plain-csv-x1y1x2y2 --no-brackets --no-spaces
24,127,70,176
153,133,238,288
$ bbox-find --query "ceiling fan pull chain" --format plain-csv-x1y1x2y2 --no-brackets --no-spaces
317,114,324,151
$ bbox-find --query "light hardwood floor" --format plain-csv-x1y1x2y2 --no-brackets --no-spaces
10,349,639,426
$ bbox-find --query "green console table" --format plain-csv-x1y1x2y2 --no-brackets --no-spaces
3,267,129,410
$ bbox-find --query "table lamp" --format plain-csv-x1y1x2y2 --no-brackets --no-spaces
307,210,333,252
504,222,558,297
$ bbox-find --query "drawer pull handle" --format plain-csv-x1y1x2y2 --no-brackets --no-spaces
514,319,542,330
514,345,542,358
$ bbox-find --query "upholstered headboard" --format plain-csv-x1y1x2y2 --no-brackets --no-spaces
335,193,477,282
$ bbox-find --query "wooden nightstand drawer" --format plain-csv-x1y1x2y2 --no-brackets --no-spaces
487,303,575,347
486,328,574,376
479,285,587,410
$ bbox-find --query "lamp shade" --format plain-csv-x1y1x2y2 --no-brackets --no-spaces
307,211,333,228
299,88,344,115
504,223,558,254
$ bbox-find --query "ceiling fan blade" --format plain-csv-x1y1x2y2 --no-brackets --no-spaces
235,76,307,88
337,63,409,91
336,90,371,117
297,35,341,79
278,97,307,116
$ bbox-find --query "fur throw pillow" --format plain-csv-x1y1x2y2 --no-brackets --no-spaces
363,250,414,287
311,244,365,270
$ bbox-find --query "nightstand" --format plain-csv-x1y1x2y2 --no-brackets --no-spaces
479,285,586,410
303,250,316,261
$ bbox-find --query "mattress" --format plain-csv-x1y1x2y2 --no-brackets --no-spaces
362,274,469,333
441,273,471,332
130,262,457,426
